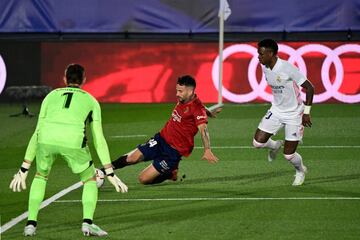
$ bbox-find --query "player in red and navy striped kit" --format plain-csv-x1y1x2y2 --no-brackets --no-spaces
106,75,219,184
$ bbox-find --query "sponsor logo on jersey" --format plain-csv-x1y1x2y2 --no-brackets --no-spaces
270,85,285,89
196,115,206,120
270,85,285,94
172,110,182,122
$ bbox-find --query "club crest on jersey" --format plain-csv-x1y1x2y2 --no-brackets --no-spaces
172,110,182,122
276,75,281,82
184,106,189,113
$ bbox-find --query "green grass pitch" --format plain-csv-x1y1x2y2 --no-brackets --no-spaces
0,102,359,239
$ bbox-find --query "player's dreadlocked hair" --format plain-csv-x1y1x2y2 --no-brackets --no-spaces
65,63,85,85
177,75,196,89
258,39,278,55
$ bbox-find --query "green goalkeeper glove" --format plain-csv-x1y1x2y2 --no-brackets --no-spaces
10,161,31,192
104,167,128,193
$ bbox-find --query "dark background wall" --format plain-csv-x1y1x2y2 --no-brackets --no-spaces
1,0,359,33
0,42,41,101
0,1,359,103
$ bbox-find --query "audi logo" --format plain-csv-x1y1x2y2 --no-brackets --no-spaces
212,43,360,103
0,55,6,95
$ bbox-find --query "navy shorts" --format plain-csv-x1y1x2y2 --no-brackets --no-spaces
137,133,181,175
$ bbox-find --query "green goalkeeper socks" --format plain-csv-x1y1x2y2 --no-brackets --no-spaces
27,173,98,222
28,175,47,221
82,180,98,220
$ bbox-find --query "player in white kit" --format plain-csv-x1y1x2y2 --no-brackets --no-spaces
252,39,314,186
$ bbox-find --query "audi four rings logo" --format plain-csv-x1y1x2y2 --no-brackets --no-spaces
212,43,360,103
0,55,6,95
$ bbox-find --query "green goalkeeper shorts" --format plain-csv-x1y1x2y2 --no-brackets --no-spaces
36,143,93,176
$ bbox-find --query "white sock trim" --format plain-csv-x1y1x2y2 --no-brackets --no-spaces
253,139,265,148
284,153,295,161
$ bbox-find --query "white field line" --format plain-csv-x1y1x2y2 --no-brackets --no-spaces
109,134,147,138
1,144,359,234
3,188,360,234
195,145,360,149
54,197,360,203
0,182,82,234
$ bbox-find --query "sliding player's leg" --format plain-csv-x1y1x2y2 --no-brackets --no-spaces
138,164,162,184
111,148,144,170
113,133,180,185
138,163,178,185
106,138,153,172
139,146,180,185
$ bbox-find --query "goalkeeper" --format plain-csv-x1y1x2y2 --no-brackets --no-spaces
9,64,128,237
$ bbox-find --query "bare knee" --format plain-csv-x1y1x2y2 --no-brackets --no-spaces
127,155,138,164
127,149,144,164
138,175,152,185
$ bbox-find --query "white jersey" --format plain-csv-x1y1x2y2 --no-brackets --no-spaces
263,58,306,113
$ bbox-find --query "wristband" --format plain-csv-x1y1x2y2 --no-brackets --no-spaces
104,167,114,176
304,105,311,115
21,161,31,171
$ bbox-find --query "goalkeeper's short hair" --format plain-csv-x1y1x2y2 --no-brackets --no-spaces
65,63,85,85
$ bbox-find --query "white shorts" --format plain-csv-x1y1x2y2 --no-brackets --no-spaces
258,108,304,141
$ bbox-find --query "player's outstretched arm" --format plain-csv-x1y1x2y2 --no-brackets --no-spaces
90,104,129,193
91,122,129,193
198,123,219,163
10,126,39,192
301,80,315,128
10,102,45,193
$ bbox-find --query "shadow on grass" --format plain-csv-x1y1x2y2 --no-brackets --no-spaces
300,173,360,197
98,200,239,234
306,173,360,185
175,170,293,186
4,201,238,239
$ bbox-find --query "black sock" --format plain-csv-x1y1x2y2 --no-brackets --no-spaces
149,173,172,184
83,219,93,225
111,155,130,170
99,155,129,174
26,220,37,227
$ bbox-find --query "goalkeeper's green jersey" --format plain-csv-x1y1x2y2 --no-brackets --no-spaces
24,86,111,165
